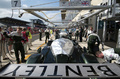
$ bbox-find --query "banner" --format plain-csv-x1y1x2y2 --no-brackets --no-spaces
60,0,91,7
0,63,120,78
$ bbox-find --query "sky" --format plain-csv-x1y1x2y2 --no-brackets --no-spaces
0,0,61,25
0,0,103,26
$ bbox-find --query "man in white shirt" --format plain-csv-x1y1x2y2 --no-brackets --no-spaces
45,28,50,43
96,48,120,63
87,26,93,36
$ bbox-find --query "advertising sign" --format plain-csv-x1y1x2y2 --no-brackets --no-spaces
60,0,91,6
0,63,120,78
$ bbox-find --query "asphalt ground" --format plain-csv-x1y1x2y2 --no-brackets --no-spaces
31,33,45,42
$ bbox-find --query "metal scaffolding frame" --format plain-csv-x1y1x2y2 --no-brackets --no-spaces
22,6,111,11
15,5,112,26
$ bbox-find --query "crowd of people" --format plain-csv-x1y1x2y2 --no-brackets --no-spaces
0,26,120,64
42,26,120,64
0,26,32,64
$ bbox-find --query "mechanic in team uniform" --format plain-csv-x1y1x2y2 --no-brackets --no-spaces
4,27,26,64
87,30,101,55
96,48,120,63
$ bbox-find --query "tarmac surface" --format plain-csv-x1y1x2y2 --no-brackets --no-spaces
0,33,115,68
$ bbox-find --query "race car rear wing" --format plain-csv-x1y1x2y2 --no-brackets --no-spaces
0,63,120,78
